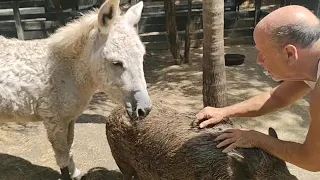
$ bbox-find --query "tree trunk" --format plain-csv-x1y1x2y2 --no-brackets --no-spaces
13,0,24,40
315,0,320,18
254,0,262,26
183,0,192,64
164,0,181,63
202,0,227,108
50,0,66,25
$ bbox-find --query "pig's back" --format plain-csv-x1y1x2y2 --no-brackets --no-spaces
120,106,248,180
106,103,296,180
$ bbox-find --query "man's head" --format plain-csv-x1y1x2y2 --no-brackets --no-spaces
254,5,320,81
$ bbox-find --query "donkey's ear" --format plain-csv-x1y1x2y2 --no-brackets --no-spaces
97,0,120,34
124,1,143,26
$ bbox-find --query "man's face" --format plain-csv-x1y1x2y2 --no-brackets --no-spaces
254,29,290,80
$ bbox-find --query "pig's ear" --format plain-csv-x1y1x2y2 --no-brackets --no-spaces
268,127,278,139
97,0,120,34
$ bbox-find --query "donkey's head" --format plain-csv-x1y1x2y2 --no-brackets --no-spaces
89,0,151,120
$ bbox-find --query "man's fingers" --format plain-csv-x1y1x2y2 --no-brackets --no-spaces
195,112,205,120
199,118,220,128
222,143,237,153
214,132,234,141
223,129,236,133
217,138,236,148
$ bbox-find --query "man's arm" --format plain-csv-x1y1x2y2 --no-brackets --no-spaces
224,81,311,118
214,81,319,171
197,81,311,128
251,81,320,171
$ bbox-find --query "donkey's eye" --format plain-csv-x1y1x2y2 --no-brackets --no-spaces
112,61,123,67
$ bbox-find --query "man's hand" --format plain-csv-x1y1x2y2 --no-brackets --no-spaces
214,129,257,153
195,106,228,128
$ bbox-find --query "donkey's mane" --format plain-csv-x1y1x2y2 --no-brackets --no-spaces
48,9,100,59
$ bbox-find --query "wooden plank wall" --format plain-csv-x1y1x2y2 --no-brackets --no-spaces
0,0,263,50
137,1,258,50
0,0,73,39
0,0,98,40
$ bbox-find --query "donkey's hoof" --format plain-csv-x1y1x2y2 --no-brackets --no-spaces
58,176,72,180
59,176,72,180
71,168,82,180
60,167,73,180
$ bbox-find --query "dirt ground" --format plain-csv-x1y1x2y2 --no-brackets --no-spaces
1,45,320,180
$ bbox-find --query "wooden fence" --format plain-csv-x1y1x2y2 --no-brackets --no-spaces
0,0,100,40
0,0,271,50
133,0,266,49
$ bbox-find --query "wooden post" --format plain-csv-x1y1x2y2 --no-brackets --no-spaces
164,0,182,63
13,0,25,40
130,0,137,5
72,0,79,11
183,0,192,64
254,0,261,26
280,0,286,7
315,0,320,18
44,0,49,13
202,0,228,108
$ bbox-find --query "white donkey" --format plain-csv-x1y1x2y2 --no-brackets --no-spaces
0,0,151,179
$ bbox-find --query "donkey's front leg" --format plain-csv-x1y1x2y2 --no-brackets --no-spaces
67,120,81,180
43,118,79,180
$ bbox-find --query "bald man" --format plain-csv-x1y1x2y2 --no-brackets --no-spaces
196,5,320,172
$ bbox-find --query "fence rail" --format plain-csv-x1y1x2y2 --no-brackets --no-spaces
0,0,269,49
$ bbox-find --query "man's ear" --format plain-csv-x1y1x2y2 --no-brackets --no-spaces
97,0,120,34
124,1,143,26
283,44,298,66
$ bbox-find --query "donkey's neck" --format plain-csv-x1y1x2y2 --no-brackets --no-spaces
47,11,101,91
48,11,98,60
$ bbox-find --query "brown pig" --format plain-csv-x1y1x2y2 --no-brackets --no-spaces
106,103,298,180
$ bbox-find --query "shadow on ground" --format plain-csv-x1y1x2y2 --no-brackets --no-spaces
0,153,123,180
81,167,123,180
0,153,60,180
77,114,107,124
0,123,39,133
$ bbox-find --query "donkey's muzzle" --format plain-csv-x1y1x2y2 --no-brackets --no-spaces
125,89,152,120
126,106,152,120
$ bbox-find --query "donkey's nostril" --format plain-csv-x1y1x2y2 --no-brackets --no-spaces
138,108,145,117
137,106,152,119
